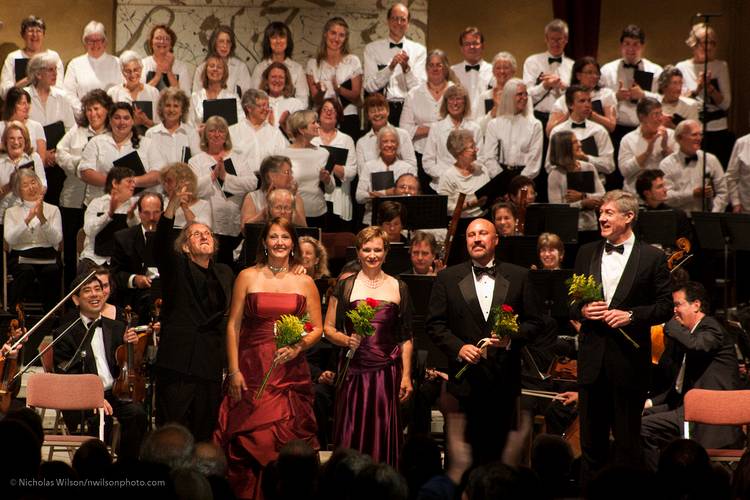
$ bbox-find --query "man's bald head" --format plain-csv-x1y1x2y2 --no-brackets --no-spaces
466,218,498,265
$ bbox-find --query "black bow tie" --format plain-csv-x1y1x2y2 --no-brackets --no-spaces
465,64,480,72
605,242,625,254
623,61,641,70
684,154,698,164
389,42,403,49
571,121,586,129
473,265,496,279
83,317,101,332
548,57,562,64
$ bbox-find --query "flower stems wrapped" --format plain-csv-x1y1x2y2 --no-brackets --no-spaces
255,313,312,400
455,304,518,380
336,298,380,388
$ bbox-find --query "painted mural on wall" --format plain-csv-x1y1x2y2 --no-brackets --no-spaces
115,0,428,73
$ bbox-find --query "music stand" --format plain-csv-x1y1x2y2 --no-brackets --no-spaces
524,204,580,243
691,212,731,311
345,242,411,276
496,236,538,268
637,210,678,247
529,269,575,318
400,274,448,370
371,195,448,230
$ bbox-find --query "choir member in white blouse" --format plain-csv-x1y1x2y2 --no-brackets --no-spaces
547,57,616,135
229,89,286,162
356,126,417,225
451,27,493,121
1,16,65,98
250,22,309,103
146,88,200,172
79,167,138,270
281,110,333,228
108,51,161,129
4,169,62,311
240,155,306,227
547,131,604,232
0,122,47,220
479,52,520,132
190,54,243,128
189,116,258,264
727,133,750,213
437,129,490,219
422,86,481,192
192,26,251,98
258,65,305,135
63,21,123,99
56,89,112,286
141,24,192,95
79,102,157,204
356,94,417,172
479,78,543,183
307,17,363,140
656,66,698,129
676,23,734,168
400,50,455,160
160,162,212,229
618,98,675,193
1,88,47,164
312,98,357,228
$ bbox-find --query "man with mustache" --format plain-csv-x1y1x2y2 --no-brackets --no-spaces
427,218,542,465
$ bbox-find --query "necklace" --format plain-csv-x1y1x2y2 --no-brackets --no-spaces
361,271,385,289
268,264,288,274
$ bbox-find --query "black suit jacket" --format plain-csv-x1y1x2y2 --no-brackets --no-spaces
153,215,234,382
572,239,673,390
53,316,125,379
110,225,156,308
426,260,543,398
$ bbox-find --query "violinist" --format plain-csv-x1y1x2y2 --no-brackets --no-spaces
52,272,147,461
0,321,27,416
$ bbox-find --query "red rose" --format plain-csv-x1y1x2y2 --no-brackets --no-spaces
365,297,379,308
501,304,514,313
304,322,314,333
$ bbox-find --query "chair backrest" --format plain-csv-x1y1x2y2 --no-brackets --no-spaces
26,373,104,410
322,232,356,260
37,336,55,373
684,389,750,426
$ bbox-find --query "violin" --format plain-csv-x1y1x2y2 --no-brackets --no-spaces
667,237,693,272
442,193,466,265
112,306,151,403
0,304,26,413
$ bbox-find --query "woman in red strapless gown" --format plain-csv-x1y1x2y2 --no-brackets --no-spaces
214,217,323,500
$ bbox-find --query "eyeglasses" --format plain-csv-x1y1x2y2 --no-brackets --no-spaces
85,37,106,45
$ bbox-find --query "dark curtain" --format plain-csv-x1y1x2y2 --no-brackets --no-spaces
553,0,602,61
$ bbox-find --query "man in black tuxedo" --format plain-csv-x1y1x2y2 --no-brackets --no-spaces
427,218,543,465
641,281,743,470
110,192,163,321
153,188,234,441
53,272,147,461
573,190,672,482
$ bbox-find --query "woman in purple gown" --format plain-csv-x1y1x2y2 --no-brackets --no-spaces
214,217,323,500
324,226,414,467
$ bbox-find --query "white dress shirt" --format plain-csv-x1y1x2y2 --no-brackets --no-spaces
268,95,306,129
452,60,493,121
399,81,451,153
618,126,676,193
547,161,606,231
56,126,101,209
249,58,309,102
26,85,78,130
107,84,162,124
80,194,138,265
193,56,252,98
64,53,123,99
1,49,65,98
363,37,427,101
312,130,357,221
675,58,731,132
140,55,193,95
229,118,287,162
84,315,115,391
422,116,481,190
727,133,750,210
355,127,417,174
547,119,615,176
472,258,496,321
437,165,490,218
551,87,618,117
658,95,699,124
600,58,663,127
660,150,727,213
189,150,258,236
306,54,363,116
145,122,201,171
522,52,574,114
601,232,635,305
4,200,63,251
281,146,333,218
356,157,417,224
479,113,544,179
189,88,243,126
0,152,47,220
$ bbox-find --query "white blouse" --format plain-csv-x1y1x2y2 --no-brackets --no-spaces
355,127,417,175
140,55,193,95
0,152,47,220
228,118,285,163
26,85,78,130
192,56,252,98
617,126,676,193
305,54,363,116
80,194,138,265
0,119,46,153
189,88,243,127
63,53,123,99
356,157,417,224
268,95,306,129
437,165,490,219
1,49,65,98
399,82,451,154
250,58,309,102
312,130,357,221
4,200,63,251
422,117,481,191
675,58,731,131
56,125,102,208
281,146,333,218
145,122,201,171
163,196,213,229
107,84,162,123
479,113,544,179
547,161,605,231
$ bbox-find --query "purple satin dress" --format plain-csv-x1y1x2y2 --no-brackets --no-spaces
333,300,403,467
214,292,318,500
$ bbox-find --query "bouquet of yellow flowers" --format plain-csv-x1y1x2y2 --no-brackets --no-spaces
255,313,312,400
337,298,381,388
566,273,639,349
455,304,518,380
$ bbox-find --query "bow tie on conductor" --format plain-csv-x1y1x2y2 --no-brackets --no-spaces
605,242,624,254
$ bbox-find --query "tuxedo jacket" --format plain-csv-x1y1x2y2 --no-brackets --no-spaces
153,215,234,382
572,239,672,390
426,260,543,398
53,316,125,379
110,224,158,309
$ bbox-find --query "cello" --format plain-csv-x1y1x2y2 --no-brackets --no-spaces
0,304,25,413
112,306,152,403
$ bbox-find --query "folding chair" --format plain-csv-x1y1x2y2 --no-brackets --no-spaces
683,388,750,463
